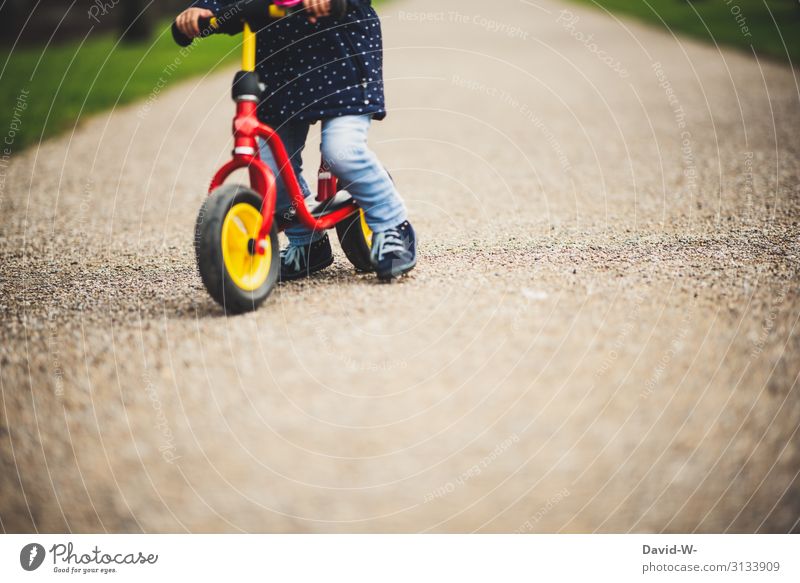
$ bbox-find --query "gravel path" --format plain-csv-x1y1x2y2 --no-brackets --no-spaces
1,0,799,533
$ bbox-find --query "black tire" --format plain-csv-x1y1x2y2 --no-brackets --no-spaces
335,208,374,272
195,184,279,314
335,167,395,272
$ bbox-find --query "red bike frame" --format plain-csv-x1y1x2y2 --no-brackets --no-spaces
209,99,358,255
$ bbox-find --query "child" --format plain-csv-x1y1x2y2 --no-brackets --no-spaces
176,0,416,281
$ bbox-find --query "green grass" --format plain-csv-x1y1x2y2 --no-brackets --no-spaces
566,0,800,63
0,21,239,152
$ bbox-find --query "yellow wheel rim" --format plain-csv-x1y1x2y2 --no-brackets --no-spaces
359,208,373,249
221,203,271,292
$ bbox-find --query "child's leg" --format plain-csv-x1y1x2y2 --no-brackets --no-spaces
258,121,322,246
320,115,408,233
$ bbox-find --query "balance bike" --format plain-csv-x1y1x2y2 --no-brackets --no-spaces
172,0,374,314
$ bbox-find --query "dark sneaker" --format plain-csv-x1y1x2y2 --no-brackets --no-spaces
280,234,334,281
370,221,417,281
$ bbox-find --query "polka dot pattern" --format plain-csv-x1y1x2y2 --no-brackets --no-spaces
193,1,386,124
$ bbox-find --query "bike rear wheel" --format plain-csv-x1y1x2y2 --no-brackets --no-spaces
335,207,374,273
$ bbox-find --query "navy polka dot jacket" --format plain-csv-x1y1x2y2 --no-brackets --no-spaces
192,1,386,125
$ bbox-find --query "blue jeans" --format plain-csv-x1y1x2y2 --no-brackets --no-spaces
259,115,408,246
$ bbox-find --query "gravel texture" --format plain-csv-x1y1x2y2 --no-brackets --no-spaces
1,0,799,533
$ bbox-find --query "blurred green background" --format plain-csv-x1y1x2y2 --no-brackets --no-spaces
2,25,239,152
1,0,798,153
1,0,238,152
567,0,800,62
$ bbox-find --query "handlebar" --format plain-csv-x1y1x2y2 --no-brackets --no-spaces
171,0,349,47
171,16,223,48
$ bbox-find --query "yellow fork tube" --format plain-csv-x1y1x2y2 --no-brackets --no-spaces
242,22,256,72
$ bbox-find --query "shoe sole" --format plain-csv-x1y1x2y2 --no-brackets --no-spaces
280,256,335,282
376,258,417,282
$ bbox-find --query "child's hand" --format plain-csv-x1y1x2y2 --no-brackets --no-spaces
303,0,331,24
175,7,215,38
